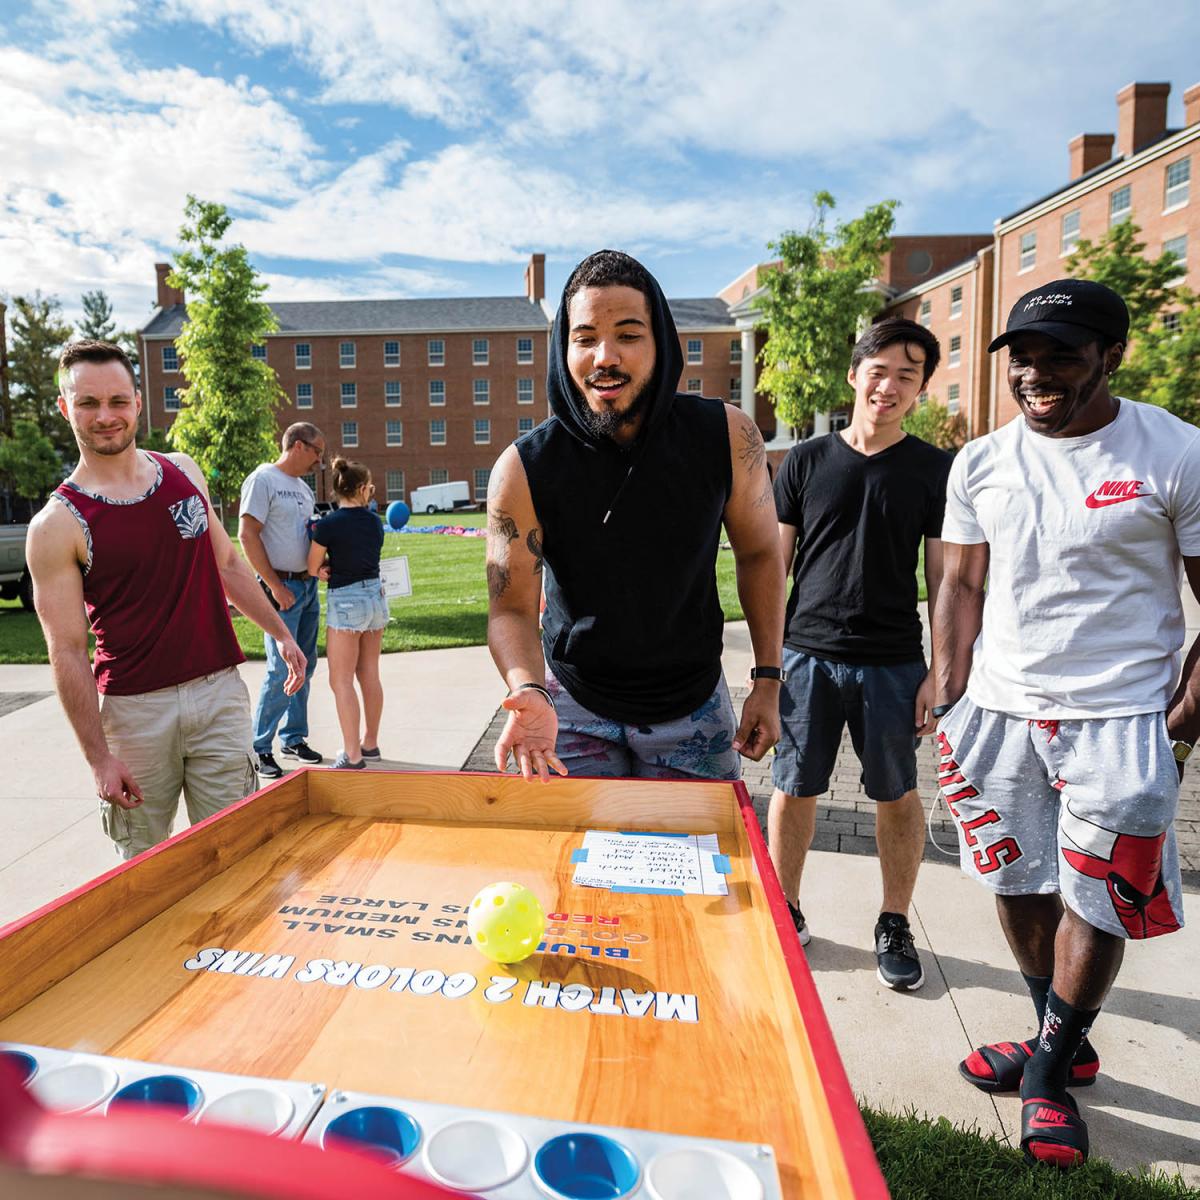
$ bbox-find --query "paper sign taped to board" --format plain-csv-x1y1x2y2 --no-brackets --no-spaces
380,556,412,598
571,830,730,896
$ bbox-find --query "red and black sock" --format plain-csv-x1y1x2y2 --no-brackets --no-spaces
1022,973,1098,1068
1022,988,1100,1098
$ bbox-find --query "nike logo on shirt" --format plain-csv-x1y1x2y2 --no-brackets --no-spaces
1085,480,1154,508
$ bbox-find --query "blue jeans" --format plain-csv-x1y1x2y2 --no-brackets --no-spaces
252,578,319,753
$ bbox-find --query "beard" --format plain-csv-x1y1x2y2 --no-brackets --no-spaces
580,374,655,441
79,425,137,456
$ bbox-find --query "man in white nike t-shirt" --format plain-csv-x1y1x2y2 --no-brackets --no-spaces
931,279,1200,1169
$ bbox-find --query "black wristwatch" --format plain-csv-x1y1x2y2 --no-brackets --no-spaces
750,666,787,682
931,703,954,719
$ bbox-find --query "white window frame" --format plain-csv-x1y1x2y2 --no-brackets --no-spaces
386,469,405,501
517,378,534,405
948,335,961,368
295,342,311,369
386,419,403,447
730,337,742,364
341,420,358,448
1061,209,1081,255
296,383,313,409
427,338,445,366
383,340,401,367
517,416,534,435
686,338,703,364
164,386,180,411
1164,234,1188,279
472,338,489,366
162,345,179,372
430,468,449,485
1165,158,1190,211
429,380,445,406
340,382,357,408
339,341,356,368
474,418,491,446
686,378,702,393
473,468,490,501
1019,231,1037,272
516,337,534,365
430,419,446,446
949,286,963,319
251,343,267,361
473,379,490,405
919,299,931,327
947,383,961,414
729,377,741,403
385,380,402,407
1109,184,1132,226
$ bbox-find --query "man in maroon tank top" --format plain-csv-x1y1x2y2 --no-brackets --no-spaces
26,340,307,859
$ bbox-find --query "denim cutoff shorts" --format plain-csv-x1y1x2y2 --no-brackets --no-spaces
326,578,389,632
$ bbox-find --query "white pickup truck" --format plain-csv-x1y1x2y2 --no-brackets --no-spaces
0,524,33,610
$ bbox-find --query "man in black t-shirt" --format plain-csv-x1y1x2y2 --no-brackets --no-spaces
771,317,951,991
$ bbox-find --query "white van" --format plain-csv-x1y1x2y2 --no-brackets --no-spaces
408,480,472,514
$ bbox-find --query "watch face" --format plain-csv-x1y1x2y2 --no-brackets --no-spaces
1172,741,1193,763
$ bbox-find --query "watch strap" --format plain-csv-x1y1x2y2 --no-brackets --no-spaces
750,666,787,682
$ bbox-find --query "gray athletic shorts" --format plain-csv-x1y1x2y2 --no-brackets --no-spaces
936,695,1184,940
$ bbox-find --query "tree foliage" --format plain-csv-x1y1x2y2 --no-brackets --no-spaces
1066,220,1200,426
7,294,73,459
79,289,117,342
901,399,966,450
166,196,283,507
757,192,898,428
0,419,62,500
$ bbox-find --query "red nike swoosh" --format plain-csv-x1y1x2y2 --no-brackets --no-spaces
1085,491,1153,509
1027,1117,1070,1129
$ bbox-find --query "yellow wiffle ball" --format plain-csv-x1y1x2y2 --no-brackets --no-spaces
467,882,546,963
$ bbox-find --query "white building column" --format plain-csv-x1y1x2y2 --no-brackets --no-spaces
738,327,756,423
812,411,831,436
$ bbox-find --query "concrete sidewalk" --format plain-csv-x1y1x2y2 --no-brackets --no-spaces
1,622,1198,1184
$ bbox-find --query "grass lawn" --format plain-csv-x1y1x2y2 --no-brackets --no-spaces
864,1106,1195,1200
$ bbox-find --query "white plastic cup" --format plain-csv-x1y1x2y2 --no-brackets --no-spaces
199,1087,295,1135
646,1147,765,1200
30,1062,119,1114
423,1118,529,1191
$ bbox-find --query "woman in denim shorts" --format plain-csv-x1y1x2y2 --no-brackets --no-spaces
307,458,388,769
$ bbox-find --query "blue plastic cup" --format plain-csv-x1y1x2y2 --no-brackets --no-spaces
323,1105,421,1167
0,1049,37,1085
534,1132,640,1199
109,1074,202,1118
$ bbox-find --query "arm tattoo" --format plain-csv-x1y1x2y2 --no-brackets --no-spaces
526,527,543,575
737,424,766,474
753,476,775,509
488,507,519,543
487,561,511,600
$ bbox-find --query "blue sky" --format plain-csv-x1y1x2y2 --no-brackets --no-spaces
2,0,1199,332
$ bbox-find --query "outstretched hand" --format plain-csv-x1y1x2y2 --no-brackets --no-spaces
494,689,567,783
733,686,780,761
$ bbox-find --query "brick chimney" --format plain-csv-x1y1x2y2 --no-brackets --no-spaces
524,253,545,304
155,262,185,309
1116,82,1170,158
1184,83,1200,129
1069,133,1115,179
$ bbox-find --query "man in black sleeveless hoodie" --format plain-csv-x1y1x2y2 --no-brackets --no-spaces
486,250,785,782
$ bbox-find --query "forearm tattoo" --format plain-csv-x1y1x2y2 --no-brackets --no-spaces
487,561,511,600
526,527,543,575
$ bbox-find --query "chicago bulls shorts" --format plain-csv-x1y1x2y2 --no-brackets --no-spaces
935,696,1184,940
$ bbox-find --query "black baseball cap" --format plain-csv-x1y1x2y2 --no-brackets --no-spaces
988,278,1129,353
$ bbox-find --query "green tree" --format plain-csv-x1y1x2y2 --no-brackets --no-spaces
757,192,898,428
7,294,73,459
166,196,283,509
1066,219,1200,426
901,399,966,450
0,419,61,500
79,289,117,342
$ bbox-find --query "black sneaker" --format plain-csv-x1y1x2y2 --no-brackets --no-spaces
256,751,284,779
787,902,812,947
281,741,323,764
874,912,924,991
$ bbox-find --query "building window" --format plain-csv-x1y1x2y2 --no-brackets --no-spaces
1109,184,1132,226
686,338,702,364
517,416,534,435
1061,209,1081,255
730,377,741,403
473,468,490,501
831,412,849,432
431,468,449,485
164,386,180,411
429,380,445,406
300,472,316,493
430,419,446,446
947,383,960,414
339,341,356,368
686,378,702,393
1163,311,1182,334
384,340,400,367
295,343,311,369
296,383,313,409
474,418,490,445
948,335,961,368
472,338,489,365
428,338,445,366
473,379,490,405
341,382,357,408
386,469,405,501
517,378,534,405
950,286,963,318
251,343,267,361
918,391,929,405
516,336,534,364
1164,234,1188,278
730,337,742,364
162,345,178,371
342,421,358,447
385,380,401,407
919,299,931,327
386,419,403,447
1019,231,1037,271
1165,158,1190,209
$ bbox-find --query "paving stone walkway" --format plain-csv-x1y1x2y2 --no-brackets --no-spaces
464,687,1200,887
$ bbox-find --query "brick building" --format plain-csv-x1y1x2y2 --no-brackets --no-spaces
139,255,761,504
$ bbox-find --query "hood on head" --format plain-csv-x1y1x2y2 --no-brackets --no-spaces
546,255,684,450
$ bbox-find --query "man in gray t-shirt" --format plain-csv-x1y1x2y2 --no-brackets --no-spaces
239,423,326,777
